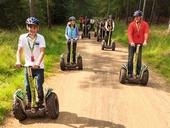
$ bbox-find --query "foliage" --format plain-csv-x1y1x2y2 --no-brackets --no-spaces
1,0,170,29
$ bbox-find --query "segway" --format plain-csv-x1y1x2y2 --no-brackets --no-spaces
60,39,83,70
12,66,59,121
81,25,90,39
94,25,99,37
101,30,115,51
97,27,105,42
119,44,149,85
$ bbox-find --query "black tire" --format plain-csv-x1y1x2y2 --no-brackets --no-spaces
81,33,83,39
46,93,59,119
101,40,105,50
88,33,91,39
60,58,65,71
12,99,27,121
119,68,127,84
94,32,97,37
141,70,149,85
77,57,83,70
97,36,99,42
112,41,116,51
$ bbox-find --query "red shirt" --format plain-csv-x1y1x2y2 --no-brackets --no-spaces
79,17,84,23
128,20,149,44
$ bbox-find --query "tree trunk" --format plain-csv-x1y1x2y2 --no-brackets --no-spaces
126,0,129,25
107,0,110,17
149,0,156,26
47,0,51,28
139,0,142,10
142,0,146,20
29,0,35,17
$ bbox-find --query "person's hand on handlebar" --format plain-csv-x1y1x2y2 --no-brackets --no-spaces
130,42,135,47
32,64,39,69
15,63,22,68
143,40,147,46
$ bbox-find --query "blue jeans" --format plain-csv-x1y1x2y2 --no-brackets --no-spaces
67,40,77,63
24,68,44,103
128,44,142,75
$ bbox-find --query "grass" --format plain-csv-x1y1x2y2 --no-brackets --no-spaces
114,21,170,83
0,25,66,122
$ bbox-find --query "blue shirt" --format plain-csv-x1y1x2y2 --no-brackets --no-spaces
65,24,79,40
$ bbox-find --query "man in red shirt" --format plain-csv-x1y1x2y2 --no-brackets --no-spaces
127,10,149,77
79,16,84,30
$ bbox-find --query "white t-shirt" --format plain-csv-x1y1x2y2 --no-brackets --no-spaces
90,19,95,24
18,33,46,68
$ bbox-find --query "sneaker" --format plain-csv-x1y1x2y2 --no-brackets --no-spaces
38,102,45,110
136,75,140,78
26,103,31,111
128,74,133,78
71,62,75,65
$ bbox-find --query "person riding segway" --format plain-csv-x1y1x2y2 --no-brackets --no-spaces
101,15,115,50
97,18,106,42
60,16,83,70
79,16,84,31
13,17,59,121
81,16,91,39
119,10,149,85
90,17,95,31
94,18,100,37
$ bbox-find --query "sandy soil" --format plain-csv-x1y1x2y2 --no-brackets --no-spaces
1,31,170,128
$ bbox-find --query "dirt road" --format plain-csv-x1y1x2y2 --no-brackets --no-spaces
2,32,170,128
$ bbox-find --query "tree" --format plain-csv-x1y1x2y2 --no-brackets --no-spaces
142,0,146,20
126,0,130,25
29,0,35,17
47,0,51,28
139,0,142,10
149,0,156,26
107,0,110,18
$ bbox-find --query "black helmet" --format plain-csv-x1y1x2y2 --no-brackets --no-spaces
26,17,39,26
133,10,142,16
69,16,76,21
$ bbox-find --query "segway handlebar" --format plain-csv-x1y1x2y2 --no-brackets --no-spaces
21,65,40,68
135,44,142,47
67,38,78,42
15,64,40,69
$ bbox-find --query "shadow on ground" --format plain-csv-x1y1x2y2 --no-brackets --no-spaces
21,111,126,128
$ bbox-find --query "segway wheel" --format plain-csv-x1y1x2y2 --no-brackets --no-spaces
81,33,84,39
94,32,97,37
60,58,65,71
101,40,105,50
97,36,99,42
77,57,83,70
12,99,27,121
46,92,59,119
111,41,116,51
141,70,149,85
119,67,127,84
88,33,91,39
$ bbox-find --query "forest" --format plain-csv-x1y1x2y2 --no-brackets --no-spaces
0,0,170,29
